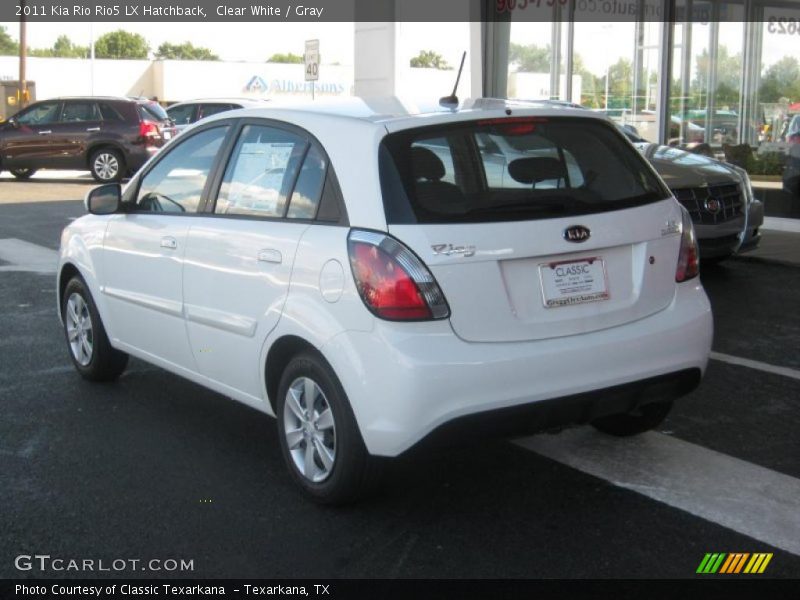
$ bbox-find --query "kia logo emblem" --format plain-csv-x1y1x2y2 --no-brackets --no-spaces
563,225,591,243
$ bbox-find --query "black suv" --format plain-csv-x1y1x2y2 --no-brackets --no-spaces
0,96,177,182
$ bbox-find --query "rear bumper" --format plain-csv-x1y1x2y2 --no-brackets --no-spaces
407,368,701,454
321,281,713,457
125,145,160,173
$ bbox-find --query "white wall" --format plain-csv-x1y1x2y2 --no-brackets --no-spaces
0,57,354,103
0,56,152,100
158,60,354,102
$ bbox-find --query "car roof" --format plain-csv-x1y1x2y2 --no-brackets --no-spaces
45,96,144,103
204,96,610,133
168,97,270,106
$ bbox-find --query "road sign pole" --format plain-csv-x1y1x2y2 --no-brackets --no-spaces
305,39,319,101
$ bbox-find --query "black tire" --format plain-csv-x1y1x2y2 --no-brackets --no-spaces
61,276,128,382
10,167,37,180
89,148,125,183
591,401,673,437
276,352,381,504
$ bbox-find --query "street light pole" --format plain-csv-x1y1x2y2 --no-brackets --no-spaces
19,0,28,108
89,22,95,95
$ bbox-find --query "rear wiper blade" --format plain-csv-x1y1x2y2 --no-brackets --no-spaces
463,201,568,215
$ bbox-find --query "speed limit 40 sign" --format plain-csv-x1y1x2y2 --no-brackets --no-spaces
305,39,319,82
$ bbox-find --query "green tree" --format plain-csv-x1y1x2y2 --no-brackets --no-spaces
30,35,89,58
155,41,218,60
409,50,450,70
692,45,742,108
760,56,800,103
608,57,633,108
574,53,602,108
267,52,304,64
508,43,550,73
0,26,18,55
94,30,149,59
53,35,89,58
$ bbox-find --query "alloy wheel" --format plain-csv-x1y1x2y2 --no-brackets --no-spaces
65,293,93,366
282,377,337,483
94,153,119,181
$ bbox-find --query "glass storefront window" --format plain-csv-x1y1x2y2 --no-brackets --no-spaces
488,0,800,172
506,21,558,100
670,1,745,148
756,3,800,167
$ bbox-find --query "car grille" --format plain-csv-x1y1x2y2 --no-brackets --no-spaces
672,183,744,225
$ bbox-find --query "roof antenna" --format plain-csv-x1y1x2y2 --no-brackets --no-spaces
439,51,466,110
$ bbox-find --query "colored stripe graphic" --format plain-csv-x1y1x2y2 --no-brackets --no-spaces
700,553,774,574
719,553,750,573
697,553,727,573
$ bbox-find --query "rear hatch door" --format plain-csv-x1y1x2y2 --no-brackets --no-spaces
380,114,682,343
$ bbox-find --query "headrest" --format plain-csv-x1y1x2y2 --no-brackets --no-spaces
508,157,567,184
412,146,446,181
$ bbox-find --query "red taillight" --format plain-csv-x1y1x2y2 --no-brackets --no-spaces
675,207,700,282
139,121,160,145
788,133,800,145
348,230,449,321
476,116,546,136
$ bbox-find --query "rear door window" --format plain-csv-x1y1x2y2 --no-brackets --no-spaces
380,117,669,224
61,101,100,122
213,124,307,218
199,104,234,119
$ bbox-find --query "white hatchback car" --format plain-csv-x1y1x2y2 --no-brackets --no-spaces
58,99,713,503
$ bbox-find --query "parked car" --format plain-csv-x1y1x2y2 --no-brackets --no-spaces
682,109,740,144
784,141,800,197
0,96,177,182
618,126,763,260
166,98,268,133
58,99,712,503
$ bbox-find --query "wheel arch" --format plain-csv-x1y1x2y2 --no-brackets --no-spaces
265,335,331,415
85,143,126,169
57,262,82,315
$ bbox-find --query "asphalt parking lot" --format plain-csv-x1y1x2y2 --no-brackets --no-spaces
1,177,799,579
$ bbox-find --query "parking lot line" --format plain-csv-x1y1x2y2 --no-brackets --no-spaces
710,351,800,382
0,238,58,274
515,429,800,556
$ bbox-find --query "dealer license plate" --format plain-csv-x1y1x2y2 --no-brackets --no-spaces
539,257,609,308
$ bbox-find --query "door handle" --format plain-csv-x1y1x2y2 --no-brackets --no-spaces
160,236,178,250
257,249,282,264
38,130,52,135
86,127,101,132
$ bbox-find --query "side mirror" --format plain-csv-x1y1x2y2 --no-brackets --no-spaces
85,183,121,215
7,117,18,128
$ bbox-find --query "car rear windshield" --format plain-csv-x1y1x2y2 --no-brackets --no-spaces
379,117,670,224
138,101,170,122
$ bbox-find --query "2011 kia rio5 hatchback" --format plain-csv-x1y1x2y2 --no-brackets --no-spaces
58,98,713,504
